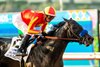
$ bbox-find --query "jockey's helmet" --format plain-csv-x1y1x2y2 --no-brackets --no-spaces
44,6,56,22
44,6,56,16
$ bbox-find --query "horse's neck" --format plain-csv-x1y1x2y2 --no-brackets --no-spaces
48,39,68,62
49,28,69,61
53,40,68,53
54,29,68,53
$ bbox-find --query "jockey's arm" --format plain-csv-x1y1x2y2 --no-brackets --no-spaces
28,17,40,34
41,22,47,32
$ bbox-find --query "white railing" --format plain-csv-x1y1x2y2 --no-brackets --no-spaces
63,52,100,60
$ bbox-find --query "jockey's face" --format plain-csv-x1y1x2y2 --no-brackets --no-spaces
45,15,55,22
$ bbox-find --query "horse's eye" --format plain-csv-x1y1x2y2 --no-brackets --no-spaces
72,26,80,34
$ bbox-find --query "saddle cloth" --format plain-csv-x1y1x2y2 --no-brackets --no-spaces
4,37,33,62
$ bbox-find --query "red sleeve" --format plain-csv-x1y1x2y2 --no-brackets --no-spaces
41,22,47,31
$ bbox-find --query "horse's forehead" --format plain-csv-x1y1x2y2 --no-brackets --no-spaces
71,21,82,28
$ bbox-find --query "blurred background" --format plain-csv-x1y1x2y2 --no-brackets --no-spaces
0,0,100,67
0,0,100,12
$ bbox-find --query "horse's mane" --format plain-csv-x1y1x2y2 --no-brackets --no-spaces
56,21,66,28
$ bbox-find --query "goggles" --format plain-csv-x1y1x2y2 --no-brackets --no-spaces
46,15,55,20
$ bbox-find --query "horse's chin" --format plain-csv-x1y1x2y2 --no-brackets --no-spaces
84,41,91,47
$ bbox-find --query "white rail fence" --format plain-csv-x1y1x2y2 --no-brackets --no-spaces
63,52,100,60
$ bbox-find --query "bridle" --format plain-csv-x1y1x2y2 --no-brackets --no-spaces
45,20,88,43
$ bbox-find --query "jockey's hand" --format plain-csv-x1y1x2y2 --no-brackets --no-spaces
33,35,38,38
42,32,47,36
32,34,43,41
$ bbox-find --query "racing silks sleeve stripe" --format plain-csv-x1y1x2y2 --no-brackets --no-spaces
28,30,40,34
28,17,39,34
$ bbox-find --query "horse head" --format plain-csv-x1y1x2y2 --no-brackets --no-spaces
62,18,94,46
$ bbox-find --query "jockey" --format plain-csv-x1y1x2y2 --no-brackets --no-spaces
13,6,56,55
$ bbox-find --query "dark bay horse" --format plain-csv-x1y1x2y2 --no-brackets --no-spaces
0,18,94,67
26,18,94,67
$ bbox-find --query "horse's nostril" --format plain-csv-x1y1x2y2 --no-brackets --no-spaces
89,37,94,44
88,37,94,41
91,38,94,41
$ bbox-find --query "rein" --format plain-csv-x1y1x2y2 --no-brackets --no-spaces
45,36,79,41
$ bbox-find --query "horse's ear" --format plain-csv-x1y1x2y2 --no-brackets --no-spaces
63,18,69,22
